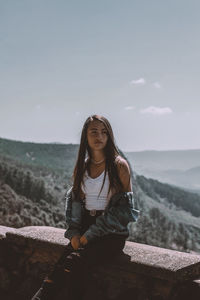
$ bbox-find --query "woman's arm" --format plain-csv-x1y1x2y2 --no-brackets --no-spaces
64,187,82,240
116,156,132,192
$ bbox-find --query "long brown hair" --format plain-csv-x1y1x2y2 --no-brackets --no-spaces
72,114,129,201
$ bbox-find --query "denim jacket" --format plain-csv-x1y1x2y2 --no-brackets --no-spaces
64,186,140,242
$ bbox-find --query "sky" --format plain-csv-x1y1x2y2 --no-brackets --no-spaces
0,0,200,151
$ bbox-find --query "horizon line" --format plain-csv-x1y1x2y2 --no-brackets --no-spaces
0,136,200,153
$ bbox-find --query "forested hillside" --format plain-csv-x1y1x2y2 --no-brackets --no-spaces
0,158,67,228
131,175,200,252
0,137,78,176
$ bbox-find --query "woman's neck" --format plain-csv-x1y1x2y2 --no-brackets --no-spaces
90,150,105,162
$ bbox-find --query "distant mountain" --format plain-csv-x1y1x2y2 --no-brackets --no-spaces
125,149,200,192
132,166,200,192
185,165,200,176
161,166,200,190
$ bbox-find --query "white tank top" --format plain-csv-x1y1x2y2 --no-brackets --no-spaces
81,169,112,210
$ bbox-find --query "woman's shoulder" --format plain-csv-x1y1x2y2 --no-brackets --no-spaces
115,155,129,167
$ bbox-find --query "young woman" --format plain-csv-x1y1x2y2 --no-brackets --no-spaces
31,114,139,300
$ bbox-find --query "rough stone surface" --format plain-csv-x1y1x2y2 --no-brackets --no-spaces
122,241,200,282
6,225,68,246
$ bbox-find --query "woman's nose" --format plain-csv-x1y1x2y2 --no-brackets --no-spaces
94,132,103,139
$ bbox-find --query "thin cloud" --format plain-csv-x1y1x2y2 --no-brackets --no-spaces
140,106,172,115
130,78,146,86
124,106,135,110
153,82,162,89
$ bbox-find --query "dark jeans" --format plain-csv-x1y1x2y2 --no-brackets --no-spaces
34,208,127,300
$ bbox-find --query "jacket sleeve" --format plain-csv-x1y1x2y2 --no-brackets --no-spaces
83,192,140,242
64,187,82,240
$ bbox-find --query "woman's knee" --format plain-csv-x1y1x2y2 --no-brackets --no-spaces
64,250,88,274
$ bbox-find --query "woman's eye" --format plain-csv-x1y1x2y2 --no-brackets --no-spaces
90,130,107,135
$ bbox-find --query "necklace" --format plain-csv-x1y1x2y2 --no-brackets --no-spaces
91,158,105,165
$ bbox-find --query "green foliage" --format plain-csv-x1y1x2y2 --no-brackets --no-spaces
0,161,55,204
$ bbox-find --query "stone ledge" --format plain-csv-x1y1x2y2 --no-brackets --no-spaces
123,241,200,282
0,225,16,239
2,225,200,283
5,225,67,248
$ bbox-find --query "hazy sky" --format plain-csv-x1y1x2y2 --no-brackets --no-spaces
0,0,199,151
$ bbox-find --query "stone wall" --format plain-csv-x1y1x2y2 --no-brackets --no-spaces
0,225,200,300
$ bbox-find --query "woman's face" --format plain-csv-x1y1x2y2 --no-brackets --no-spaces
87,120,108,151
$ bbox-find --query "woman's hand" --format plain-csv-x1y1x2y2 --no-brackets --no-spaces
71,235,81,250
80,235,88,246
